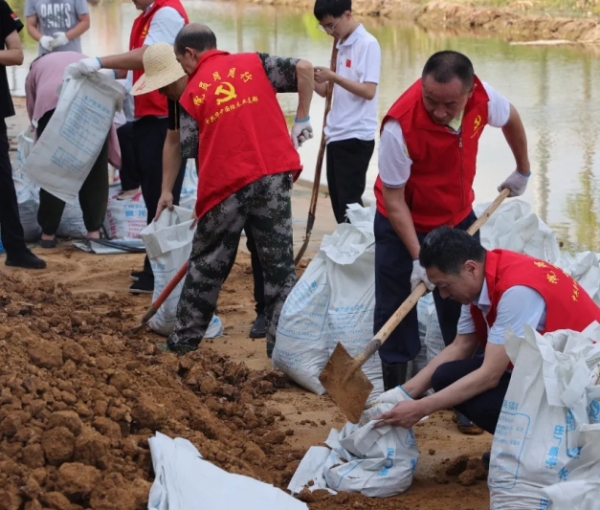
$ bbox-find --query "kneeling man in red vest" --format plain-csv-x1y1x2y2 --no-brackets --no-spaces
374,227,600,462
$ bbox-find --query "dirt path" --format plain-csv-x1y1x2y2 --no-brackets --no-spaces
1,244,491,509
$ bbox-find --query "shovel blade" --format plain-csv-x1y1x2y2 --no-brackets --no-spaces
318,342,374,424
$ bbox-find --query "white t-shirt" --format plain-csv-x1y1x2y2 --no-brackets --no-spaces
457,280,547,345
129,5,185,120
378,82,511,188
325,24,381,144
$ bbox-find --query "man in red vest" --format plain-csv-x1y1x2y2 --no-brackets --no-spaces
374,227,600,465
73,0,189,294
374,50,530,396
155,24,313,356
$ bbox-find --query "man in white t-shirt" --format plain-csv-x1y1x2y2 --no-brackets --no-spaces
313,0,381,224
73,0,189,294
25,0,90,56
373,51,531,434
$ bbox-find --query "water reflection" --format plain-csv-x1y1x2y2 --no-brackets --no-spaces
8,0,600,251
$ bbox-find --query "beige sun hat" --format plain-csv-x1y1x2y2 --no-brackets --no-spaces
130,42,186,96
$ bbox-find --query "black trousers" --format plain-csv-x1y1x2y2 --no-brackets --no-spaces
432,356,511,434
0,118,28,257
326,138,375,224
245,224,265,315
374,210,479,364
132,116,186,278
116,121,140,191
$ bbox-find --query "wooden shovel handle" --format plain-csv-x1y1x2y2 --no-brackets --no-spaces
139,261,189,324
346,188,511,376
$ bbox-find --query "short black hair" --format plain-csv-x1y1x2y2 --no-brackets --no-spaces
174,23,217,55
419,226,485,275
314,0,351,20
421,50,474,91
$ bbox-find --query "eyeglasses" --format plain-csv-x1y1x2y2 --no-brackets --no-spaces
318,18,341,33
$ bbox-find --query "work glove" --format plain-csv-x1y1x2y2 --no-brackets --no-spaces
99,68,117,80
291,117,313,149
75,57,102,77
497,169,530,197
40,36,54,52
50,31,69,50
410,259,434,292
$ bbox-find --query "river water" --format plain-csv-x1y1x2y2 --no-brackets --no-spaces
8,0,600,251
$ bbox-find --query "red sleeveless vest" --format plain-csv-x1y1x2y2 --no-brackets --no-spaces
129,0,188,118
179,50,302,220
374,76,489,232
471,250,600,357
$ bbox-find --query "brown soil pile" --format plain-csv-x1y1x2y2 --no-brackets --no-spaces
0,272,305,510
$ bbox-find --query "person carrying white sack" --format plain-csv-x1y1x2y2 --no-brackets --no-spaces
373,226,600,468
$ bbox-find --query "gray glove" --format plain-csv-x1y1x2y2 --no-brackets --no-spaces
497,170,530,197
410,259,434,292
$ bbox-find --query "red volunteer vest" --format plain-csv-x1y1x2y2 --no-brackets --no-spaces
374,76,489,232
129,0,188,118
470,250,600,365
180,50,302,220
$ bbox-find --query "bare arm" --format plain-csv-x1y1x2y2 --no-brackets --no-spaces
382,185,420,260
0,30,23,66
26,15,42,41
331,75,376,100
314,81,327,98
295,59,314,120
403,333,479,398
502,104,530,175
65,13,90,41
155,130,182,220
98,47,147,71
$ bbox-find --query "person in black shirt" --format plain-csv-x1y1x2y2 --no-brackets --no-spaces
0,1,45,269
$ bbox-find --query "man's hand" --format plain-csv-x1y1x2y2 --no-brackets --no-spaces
291,117,313,149
374,398,428,429
40,36,54,52
497,169,530,197
76,57,102,76
314,66,335,84
410,259,434,292
155,192,174,221
50,32,69,50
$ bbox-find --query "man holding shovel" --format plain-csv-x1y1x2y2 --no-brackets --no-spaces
374,50,530,432
374,227,600,465
134,25,314,357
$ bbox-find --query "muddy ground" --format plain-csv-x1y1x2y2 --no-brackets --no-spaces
0,244,491,510
222,0,600,45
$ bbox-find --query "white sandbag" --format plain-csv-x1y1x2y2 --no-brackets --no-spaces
322,396,419,497
56,202,87,238
139,207,223,338
489,322,600,509
12,170,41,242
22,67,125,205
273,204,383,403
103,190,147,240
148,432,308,510
287,446,334,495
16,129,35,168
417,293,445,364
542,424,600,510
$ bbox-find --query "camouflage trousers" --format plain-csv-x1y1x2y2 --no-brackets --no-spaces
167,172,297,355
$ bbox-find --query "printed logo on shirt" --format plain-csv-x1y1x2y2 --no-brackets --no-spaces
345,59,351,68
470,114,483,138
39,3,72,29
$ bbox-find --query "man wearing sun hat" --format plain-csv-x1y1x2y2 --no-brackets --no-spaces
132,29,315,357
72,0,189,294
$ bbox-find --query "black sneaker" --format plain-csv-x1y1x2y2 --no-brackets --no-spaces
129,273,154,294
249,313,266,339
5,250,46,269
130,270,144,282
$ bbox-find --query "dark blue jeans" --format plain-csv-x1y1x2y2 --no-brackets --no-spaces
374,210,479,364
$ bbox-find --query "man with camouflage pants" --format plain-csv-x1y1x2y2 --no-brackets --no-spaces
131,25,314,356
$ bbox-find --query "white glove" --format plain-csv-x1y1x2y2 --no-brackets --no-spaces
497,169,530,197
99,68,117,80
40,36,54,52
76,57,102,77
410,259,434,292
291,117,313,149
50,32,69,50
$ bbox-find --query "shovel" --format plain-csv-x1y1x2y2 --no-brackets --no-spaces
130,261,188,334
294,38,338,266
318,188,511,423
